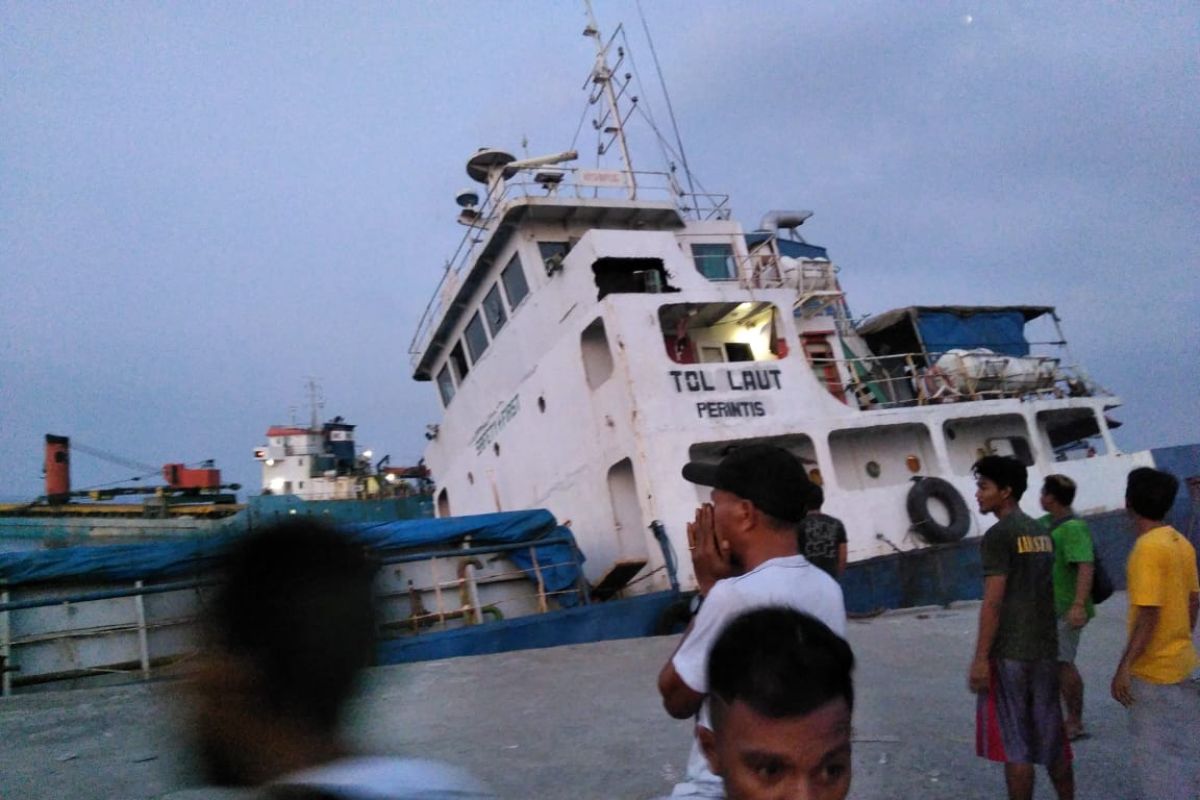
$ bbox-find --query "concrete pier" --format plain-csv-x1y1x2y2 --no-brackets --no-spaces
1,594,1143,799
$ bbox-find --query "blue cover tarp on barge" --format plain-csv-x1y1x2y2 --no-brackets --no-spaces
0,509,583,605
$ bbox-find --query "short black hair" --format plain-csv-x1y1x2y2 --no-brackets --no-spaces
1125,467,1178,522
708,607,854,725
208,519,378,732
972,455,1028,501
808,484,825,510
1042,474,1077,507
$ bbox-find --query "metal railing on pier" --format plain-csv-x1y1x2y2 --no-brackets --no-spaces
0,536,587,696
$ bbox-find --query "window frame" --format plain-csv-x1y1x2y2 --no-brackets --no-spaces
482,283,508,337
463,310,490,363
436,364,456,407
449,341,470,383
690,242,737,281
501,253,531,308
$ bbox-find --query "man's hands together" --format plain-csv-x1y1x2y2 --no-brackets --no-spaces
687,503,734,596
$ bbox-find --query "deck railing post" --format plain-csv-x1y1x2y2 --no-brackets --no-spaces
430,558,446,626
529,546,548,613
461,538,483,625
1,583,10,697
133,581,150,680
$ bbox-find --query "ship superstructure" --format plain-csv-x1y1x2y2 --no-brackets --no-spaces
408,15,1152,596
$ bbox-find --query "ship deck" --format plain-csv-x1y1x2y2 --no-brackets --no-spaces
0,594,1142,799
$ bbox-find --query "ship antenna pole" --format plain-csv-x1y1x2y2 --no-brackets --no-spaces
583,0,637,200
635,0,696,201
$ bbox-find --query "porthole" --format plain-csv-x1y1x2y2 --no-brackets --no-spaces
467,472,475,485
538,395,546,413
865,461,881,479
493,442,501,456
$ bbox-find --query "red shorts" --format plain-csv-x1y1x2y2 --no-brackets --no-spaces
976,658,1072,766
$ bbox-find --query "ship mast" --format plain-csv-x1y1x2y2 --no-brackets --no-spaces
583,0,637,200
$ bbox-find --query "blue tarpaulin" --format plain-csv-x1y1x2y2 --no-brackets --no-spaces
915,310,1030,357
0,509,584,606
743,232,830,260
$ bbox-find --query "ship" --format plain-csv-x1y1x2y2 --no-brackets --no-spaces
2,8,1197,695
405,8,1200,613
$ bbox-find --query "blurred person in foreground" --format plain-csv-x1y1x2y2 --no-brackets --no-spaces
699,607,854,800
969,455,1073,800
658,444,846,798
1110,467,1199,799
1037,474,1095,740
186,518,493,800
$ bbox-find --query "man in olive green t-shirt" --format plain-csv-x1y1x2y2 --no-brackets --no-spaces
1111,468,1200,799
1038,475,1094,740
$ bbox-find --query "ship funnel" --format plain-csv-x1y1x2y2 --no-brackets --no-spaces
44,434,70,504
758,209,813,232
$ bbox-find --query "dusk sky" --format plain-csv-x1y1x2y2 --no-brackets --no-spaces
2,2,1197,500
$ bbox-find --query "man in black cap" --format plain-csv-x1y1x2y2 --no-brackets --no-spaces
657,444,846,798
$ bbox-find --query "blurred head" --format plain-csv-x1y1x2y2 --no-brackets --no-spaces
1125,467,1178,523
683,445,813,553
188,519,377,786
1040,474,1077,512
699,608,855,800
972,455,1027,515
806,485,825,513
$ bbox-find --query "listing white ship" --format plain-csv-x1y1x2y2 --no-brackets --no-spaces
408,12,1152,599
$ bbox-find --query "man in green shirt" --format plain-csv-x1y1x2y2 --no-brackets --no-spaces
1038,475,1095,741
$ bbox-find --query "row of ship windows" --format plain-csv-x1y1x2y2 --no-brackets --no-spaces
436,253,531,407
434,241,740,408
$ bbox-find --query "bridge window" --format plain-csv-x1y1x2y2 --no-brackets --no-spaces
691,243,736,281
449,342,470,382
501,253,530,308
482,283,508,337
436,365,455,407
539,241,571,275
464,311,489,363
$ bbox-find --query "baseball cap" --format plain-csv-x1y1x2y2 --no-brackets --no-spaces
681,444,814,523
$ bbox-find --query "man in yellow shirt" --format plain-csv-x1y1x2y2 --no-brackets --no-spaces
1111,467,1200,799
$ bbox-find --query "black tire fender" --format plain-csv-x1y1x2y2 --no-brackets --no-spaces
906,477,971,543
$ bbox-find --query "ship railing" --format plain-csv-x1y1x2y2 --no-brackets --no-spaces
408,166,731,365
0,537,586,695
807,348,1105,411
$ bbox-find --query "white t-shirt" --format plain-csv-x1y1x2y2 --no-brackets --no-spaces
271,756,495,799
668,555,846,797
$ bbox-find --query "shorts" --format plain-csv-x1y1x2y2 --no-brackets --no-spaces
1056,617,1082,663
1129,673,1200,798
976,658,1072,766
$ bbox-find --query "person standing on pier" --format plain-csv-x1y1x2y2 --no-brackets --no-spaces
1110,467,1200,799
969,455,1074,800
797,484,848,579
657,444,846,798
1038,474,1095,740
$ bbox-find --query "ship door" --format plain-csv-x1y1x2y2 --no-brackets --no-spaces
802,334,846,402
